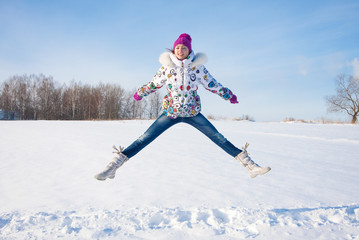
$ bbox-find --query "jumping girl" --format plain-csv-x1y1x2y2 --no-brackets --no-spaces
95,33,271,181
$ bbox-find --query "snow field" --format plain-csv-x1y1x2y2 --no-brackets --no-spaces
1,120,359,239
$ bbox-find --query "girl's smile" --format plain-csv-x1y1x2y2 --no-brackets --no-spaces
174,44,190,60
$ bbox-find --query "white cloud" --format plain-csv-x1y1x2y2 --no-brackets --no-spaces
295,56,314,76
351,58,359,78
322,52,345,75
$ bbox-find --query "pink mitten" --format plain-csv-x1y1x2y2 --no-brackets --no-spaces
133,92,143,101
230,95,238,104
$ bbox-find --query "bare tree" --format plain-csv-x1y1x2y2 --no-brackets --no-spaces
101,84,124,120
70,81,80,120
36,75,56,119
28,75,40,120
50,84,63,120
13,76,28,120
0,80,16,119
1,75,38,119
326,74,359,124
148,91,162,119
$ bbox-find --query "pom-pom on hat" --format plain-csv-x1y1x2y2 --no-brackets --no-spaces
173,33,192,53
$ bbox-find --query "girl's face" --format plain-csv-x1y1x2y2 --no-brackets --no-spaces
174,44,190,60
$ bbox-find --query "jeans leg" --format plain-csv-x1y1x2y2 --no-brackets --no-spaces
122,114,178,159
185,113,242,157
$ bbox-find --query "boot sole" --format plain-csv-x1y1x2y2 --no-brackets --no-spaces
94,174,115,181
94,176,106,181
250,167,271,178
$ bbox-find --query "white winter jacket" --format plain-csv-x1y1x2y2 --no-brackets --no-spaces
137,51,236,119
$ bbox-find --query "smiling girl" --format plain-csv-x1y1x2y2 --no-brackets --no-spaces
95,33,271,181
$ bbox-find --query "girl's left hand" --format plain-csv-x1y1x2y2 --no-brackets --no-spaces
230,95,239,104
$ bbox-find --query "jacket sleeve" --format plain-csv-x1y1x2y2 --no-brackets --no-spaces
198,66,236,101
136,66,167,97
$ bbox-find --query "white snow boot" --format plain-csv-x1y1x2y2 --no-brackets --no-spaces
235,143,271,178
94,146,128,181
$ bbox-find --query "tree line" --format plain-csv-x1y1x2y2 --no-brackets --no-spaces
2,73,358,123
0,74,162,120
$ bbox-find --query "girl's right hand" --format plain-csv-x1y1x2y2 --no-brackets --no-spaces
133,92,143,101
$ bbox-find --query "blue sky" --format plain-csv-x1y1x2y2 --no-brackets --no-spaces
1,0,359,121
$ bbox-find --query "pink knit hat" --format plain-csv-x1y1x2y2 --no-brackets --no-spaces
173,33,192,52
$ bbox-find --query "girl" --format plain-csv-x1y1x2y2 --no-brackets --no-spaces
95,33,271,181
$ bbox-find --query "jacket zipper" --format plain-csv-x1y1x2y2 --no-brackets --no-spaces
181,62,185,84
181,62,185,107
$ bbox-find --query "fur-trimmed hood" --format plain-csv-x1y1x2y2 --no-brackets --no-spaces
159,51,208,68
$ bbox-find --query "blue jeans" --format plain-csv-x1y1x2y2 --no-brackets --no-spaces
122,113,242,159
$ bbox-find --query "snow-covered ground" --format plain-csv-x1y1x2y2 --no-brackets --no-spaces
0,120,358,239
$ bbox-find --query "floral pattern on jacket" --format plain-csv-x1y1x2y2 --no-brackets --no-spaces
137,51,236,119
